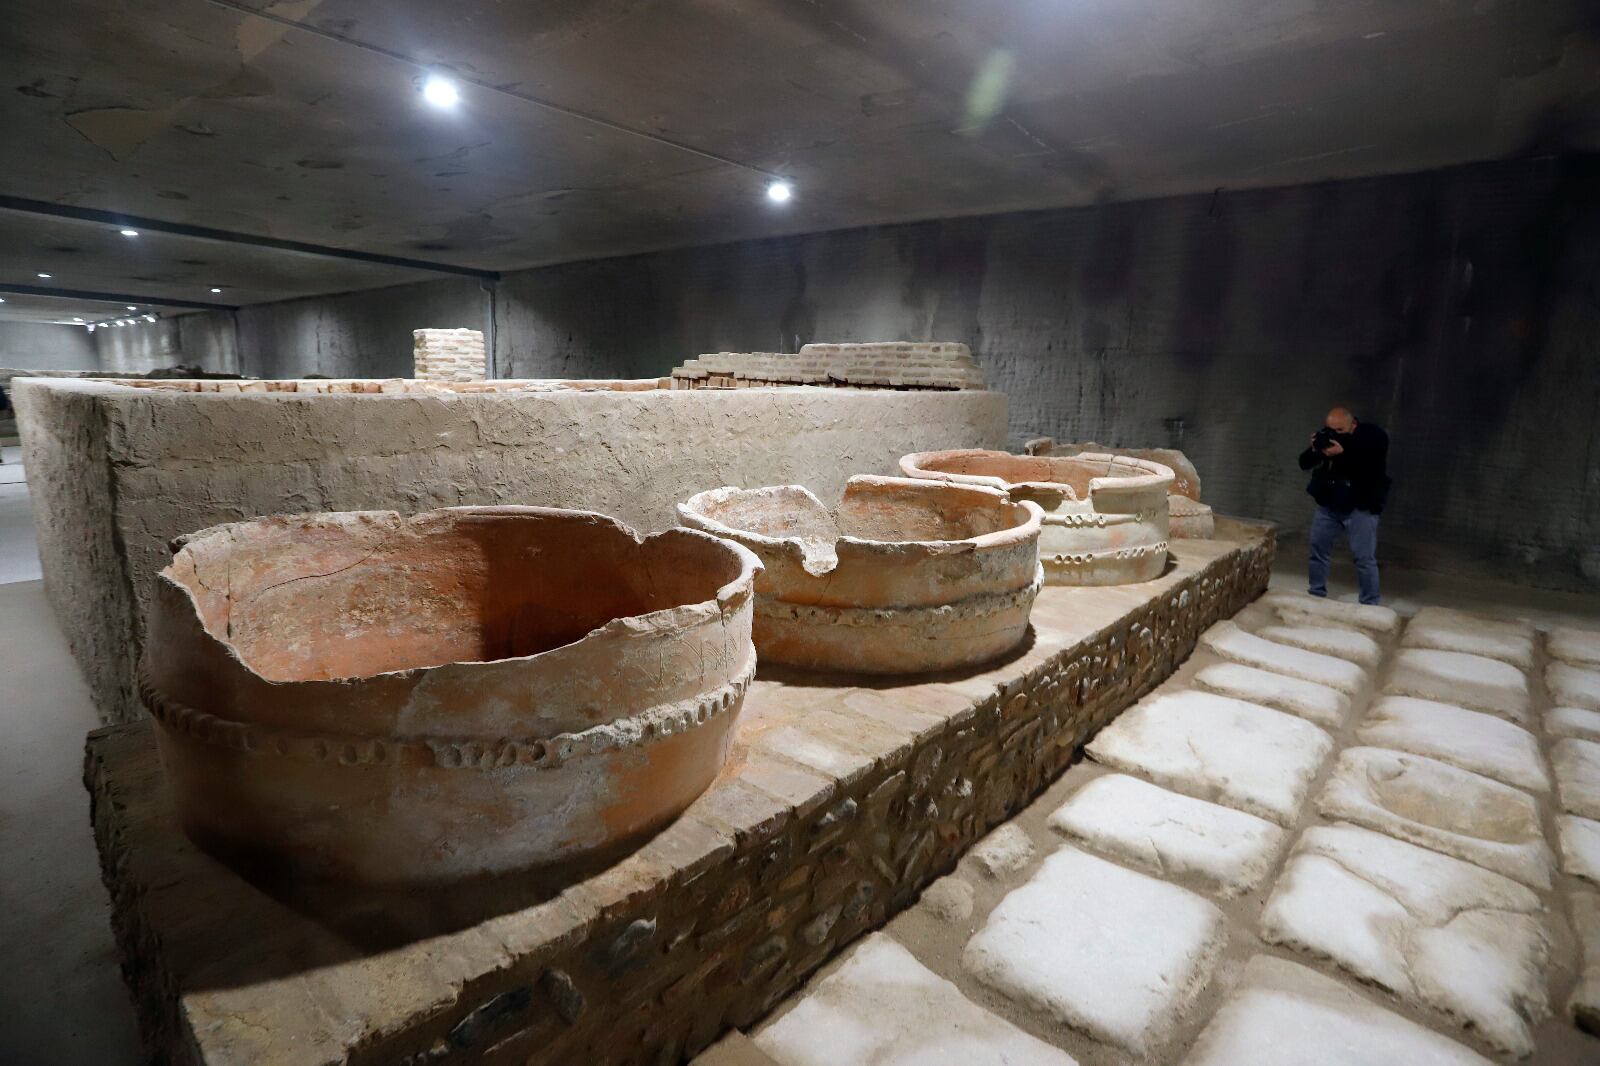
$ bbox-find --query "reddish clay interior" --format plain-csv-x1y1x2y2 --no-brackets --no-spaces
698,481,1020,546
171,514,740,682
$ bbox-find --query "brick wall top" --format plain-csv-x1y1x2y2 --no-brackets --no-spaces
671,342,985,390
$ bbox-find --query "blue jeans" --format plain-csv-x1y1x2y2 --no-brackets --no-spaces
1308,505,1380,605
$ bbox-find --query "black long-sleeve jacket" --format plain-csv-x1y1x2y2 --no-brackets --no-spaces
1298,421,1390,514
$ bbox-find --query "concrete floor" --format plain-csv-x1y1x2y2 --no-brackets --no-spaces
0,444,1595,1064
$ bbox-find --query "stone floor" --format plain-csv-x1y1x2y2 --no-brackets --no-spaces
704,589,1600,1065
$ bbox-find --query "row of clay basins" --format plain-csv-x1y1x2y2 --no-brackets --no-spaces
143,447,1189,884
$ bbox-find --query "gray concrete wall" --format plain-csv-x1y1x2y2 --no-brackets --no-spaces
235,276,486,379
208,154,1600,591
0,321,98,371
94,316,240,375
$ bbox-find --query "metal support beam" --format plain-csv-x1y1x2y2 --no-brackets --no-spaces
0,196,501,281
0,283,239,312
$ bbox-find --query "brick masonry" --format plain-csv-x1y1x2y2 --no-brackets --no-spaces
84,527,1273,1066
414,328,488,382
671,342,985,391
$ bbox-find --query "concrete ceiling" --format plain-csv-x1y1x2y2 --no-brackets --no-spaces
2,0,1597,321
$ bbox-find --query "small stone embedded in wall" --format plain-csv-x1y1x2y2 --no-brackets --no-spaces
413,327,487,382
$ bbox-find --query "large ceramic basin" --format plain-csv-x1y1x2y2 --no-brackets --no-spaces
141,506,762,884
899,449,1174,585
678,475,1041,674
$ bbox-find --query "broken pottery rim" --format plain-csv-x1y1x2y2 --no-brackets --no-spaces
897,448,1176,501
158,505,764,688
676,475,1044,571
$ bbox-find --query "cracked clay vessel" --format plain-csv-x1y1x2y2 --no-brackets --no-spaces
899,449,1174,585
141,506,762,884
678,475,1042,674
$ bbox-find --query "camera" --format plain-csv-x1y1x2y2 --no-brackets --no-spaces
1313,426,1341,452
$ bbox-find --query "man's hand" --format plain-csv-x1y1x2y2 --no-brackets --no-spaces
1322,440,1344,457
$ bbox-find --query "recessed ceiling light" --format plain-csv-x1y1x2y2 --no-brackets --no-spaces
37,272,51,278
210,287,222,293
120,228,139,237
766,180,793,204
422,74,460,109
126,305,137,311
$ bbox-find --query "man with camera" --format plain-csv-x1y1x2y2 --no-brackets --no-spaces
1298,406,1390,605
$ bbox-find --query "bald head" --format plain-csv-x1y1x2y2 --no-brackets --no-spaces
1325,407,1357,433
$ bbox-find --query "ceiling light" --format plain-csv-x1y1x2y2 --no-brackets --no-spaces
120,228,139,237
210,287,222,293
422,74,460,109
0,298,6,303
73,317,83,322
37,272,51,278
145,314,157,322
766,180,793,204
126,305,137,311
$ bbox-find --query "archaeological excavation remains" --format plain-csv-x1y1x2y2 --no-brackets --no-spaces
140,505,761,884
678,475,1043,673
7,9,1597,1063
900,447,1176,585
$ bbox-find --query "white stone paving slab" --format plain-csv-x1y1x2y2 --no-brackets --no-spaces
1201,620,1368,694
1403,605,1536,662
1085,689,1333,825
919,876,975,923
1384,648,1530,723
1261,589,1402,635
1548,706,1600,743
1318,747,1554,889
967,824,1036,880
1259,825,1549,1058
1570,888,1600,1035
1558,815,1600,887
962,847,1225,1056
1258,623,1383,668
757,933,1080,1066
1553,738,1600,820
1193,662,1350,728
1184,955,1496,1066
1357,695,1550,793
1549,626,1600,669
1047,774,1286,898
1549,662,1600,712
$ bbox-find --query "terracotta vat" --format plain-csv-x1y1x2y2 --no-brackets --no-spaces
1168,494,1217,539
678,475,1042,674
140,506,762,884
1023,436,1214,539
899,449,1174,585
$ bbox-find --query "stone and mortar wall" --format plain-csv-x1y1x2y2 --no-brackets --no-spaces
414,328,488,382
15,378,1007,725
84,529,1274,1066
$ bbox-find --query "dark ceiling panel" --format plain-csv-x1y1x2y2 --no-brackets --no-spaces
0,0,1595,310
